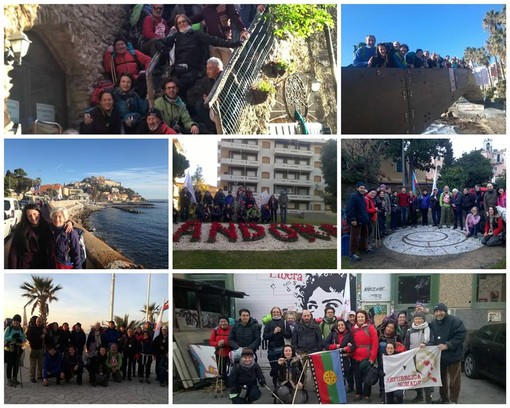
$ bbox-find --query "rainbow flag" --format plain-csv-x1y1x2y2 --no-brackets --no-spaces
309,350,347,404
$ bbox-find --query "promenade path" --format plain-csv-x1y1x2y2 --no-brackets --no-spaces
4,348,168,404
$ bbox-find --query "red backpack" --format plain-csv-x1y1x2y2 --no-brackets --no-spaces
90,80,114,106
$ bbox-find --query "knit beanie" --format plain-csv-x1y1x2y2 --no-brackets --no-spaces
433,303,448,313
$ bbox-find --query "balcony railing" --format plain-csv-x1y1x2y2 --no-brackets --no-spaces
274,147,314,157
273,162,313,171
220,140,260,152
220,174,259,182
221,158,260,167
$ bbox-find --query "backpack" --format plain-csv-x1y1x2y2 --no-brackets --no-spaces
129,4,153,50
90,80,114,106
67,228,87,268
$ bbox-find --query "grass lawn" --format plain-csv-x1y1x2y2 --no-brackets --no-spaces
173,249,337,269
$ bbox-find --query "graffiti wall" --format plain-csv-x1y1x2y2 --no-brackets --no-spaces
175,308,221,329
233,273,357,322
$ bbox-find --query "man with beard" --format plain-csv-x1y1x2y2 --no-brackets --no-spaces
27,316,45,383
143,108,177,134
483,183,498,216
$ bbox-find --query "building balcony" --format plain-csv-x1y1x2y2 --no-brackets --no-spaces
220,158,260,167
273,162,313,171
220,174,259,182
274,147,313,157
220,141,260,152
274,178,313,186
288,194,313,201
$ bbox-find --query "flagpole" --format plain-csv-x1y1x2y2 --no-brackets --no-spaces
146,273,151,322
109,273,115,321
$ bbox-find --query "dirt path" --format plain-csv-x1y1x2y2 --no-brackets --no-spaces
343,244,506,269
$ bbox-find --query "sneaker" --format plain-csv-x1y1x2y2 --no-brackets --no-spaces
363,396,371,403
7,379,14,387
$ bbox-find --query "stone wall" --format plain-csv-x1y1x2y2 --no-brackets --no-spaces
4,4,130,130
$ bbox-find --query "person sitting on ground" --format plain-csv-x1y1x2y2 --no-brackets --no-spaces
163,14,242,96
368,43,393,68
106,342,123,382
382,342,404,403
63,345,83,385
103,37,151,99
353,34,377,67
228,348,267,404
190,57,224,134
480,205,504,246
138,107,177,134
189,5,249,66
154,79,199,134
140,4,169,57
87,344,108,387
49,207,82,269
464,207,480,238
42,343,64,386
247,204,261,223
111,72,148,133
393,44,409,68
275,345,305,403
80,90,122,134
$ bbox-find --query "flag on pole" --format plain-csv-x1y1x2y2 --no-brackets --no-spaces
432,164,438,192
342,273,351,320
309,350,347,404
22,305,28,330
411,171,418,194
153,299,169,340
184,171,197,204
383,346,442,392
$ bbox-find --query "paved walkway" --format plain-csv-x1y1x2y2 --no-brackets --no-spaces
384,226,483,256
4,352,168,404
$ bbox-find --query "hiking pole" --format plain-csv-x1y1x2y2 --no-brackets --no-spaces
292,359,308,404
264,384,285,404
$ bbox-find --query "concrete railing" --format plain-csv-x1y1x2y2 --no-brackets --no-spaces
47,202,142,269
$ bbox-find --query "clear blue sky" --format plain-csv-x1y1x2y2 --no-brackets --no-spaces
4,273,168,332
5,139,168,199
341,4,504,67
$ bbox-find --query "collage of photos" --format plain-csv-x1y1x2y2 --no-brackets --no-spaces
2,1,506,407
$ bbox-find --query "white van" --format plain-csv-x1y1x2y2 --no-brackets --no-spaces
4,198,22,238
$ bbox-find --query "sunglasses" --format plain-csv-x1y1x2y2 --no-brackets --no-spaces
153,6,163,11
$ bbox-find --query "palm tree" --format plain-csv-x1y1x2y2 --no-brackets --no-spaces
20,275,63,325
483,8,506,80
113,314,143,330
140,302,160,323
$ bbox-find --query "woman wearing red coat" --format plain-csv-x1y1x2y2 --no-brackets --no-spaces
209,316,231,380
351,310,378,402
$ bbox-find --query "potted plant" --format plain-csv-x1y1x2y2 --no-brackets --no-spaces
250,79,276,104
271,59,295,76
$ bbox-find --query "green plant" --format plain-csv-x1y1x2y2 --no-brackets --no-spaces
252,79,276,94
266,5,335,39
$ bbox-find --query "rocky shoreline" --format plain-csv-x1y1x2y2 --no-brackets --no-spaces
73,204,104,231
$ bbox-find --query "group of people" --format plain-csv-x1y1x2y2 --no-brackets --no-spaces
345,181,506,261
210,302,465,404
4,316,168,388
7,204,84,269
80,4,264,135
177,185,290,224
353,34,471,70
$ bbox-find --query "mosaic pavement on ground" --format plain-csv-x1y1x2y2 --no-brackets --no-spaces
383,225,483,256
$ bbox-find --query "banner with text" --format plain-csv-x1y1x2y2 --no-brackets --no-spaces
383,346,442,392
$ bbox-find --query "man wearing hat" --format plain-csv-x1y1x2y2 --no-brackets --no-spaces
4,314,26,386
345,182,370,261
144,108,177,134
228,348,266,404
428,303,466,404
411,302,434,324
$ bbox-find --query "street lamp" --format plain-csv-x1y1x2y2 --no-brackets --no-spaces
8,31,32,65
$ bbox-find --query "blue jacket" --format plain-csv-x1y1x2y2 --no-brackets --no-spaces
353,46,376,67
103,328,121,346
113,87,148,122
50,225,82,269
345,191,369,225
43,351,63,378
418,194,431,210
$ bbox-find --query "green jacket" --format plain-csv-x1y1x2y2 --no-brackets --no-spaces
106,351,123,372
440,192,452,208
154,95,197,133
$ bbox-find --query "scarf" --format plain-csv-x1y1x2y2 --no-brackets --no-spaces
240,359,255,369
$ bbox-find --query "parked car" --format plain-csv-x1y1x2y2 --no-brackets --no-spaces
464,322,505,384
4,198,22,238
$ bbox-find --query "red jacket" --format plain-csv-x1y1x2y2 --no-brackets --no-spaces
397,193,410,207
151,122,177,134
365,196,377,222
484,216,504,237
142,15,169,40
209,326,231,357
103,49,151,79
351,323,378,362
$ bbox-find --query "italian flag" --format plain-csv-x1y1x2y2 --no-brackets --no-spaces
309,350,347,404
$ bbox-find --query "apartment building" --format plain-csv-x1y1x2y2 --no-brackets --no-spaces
218,138,327,211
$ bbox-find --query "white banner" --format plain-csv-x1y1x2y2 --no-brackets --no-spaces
383,346,442,392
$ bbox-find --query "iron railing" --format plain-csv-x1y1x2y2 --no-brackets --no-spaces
207,11,275,134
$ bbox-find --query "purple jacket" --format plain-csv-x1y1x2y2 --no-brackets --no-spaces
50,225,82,269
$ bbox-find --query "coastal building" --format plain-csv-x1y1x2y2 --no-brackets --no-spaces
39,184,63,199
217,138,328,211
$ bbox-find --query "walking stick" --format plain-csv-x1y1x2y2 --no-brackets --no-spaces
15,347,23,388
292,359,308,405
264,384,285,404
375,219,381,249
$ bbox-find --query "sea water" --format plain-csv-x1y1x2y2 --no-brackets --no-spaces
88,200,168,269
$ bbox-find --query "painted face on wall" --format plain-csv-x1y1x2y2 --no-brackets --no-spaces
306,287,342,313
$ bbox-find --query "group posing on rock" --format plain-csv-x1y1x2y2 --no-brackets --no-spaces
209,301,466,404
345,181,506,262
4,316,168,388
177,185,290,224
80,4,265,135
